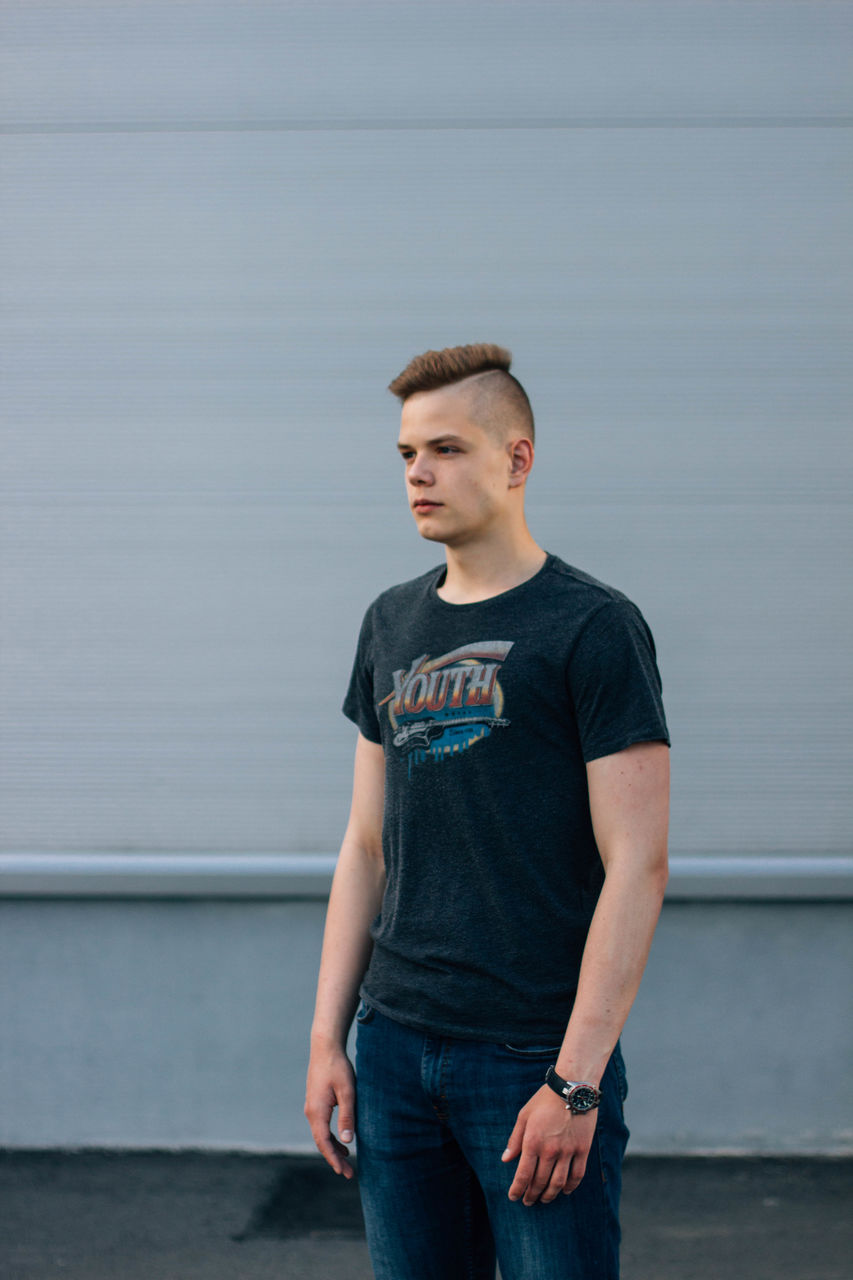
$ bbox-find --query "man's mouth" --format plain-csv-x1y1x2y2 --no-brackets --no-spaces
413,500,442,511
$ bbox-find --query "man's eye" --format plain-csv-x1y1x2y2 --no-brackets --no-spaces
437,446,458,455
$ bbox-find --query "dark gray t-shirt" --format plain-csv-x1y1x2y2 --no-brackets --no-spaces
343,553,670,1044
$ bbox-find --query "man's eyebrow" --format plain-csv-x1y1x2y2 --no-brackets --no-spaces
396,434,467,452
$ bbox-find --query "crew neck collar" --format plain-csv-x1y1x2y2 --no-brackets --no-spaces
430,553,553,609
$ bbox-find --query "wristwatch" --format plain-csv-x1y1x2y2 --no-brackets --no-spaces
545,1066,602,1114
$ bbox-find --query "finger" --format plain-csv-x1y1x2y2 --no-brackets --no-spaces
508,1154,538,1202
329,1132,355,1180
540,1155,572,1204
312,1124,355,1179
522,1152,558,1206
562,1153,588,1195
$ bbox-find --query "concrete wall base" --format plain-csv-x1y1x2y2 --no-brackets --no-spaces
0,897,849,1153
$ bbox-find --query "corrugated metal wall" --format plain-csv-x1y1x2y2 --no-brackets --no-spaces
3,1,852,859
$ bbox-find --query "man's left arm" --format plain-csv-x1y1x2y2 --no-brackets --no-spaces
502,739,670,1206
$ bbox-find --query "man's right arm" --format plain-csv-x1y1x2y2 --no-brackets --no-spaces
304,732,386,1179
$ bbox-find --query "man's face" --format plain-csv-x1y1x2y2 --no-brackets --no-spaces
397,386,516,548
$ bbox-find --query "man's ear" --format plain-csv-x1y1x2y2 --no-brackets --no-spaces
507,438,534,487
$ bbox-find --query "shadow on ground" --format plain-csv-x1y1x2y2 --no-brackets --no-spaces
233,1155,364,1240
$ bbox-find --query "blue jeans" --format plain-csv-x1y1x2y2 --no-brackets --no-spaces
355,1003,629,1280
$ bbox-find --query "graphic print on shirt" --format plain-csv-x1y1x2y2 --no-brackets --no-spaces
377,641,514,775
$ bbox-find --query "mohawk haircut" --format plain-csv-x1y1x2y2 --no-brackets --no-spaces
389,343,512,398
389,344,535,443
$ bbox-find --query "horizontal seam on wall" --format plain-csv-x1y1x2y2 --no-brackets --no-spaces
0,854,851,901
3,116,853,136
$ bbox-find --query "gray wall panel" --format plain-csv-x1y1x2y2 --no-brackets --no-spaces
3,1,853,124
3,118,851,854
1,0,851,1154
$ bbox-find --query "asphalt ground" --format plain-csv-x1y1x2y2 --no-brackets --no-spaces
1,1152,850,1279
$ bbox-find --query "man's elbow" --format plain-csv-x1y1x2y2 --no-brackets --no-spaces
652,846,669,899
601,840,669,899
639,832,669,892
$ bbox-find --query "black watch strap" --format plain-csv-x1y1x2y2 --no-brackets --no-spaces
545,1066,602,1113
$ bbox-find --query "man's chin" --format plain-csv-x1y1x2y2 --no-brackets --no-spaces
416,525,449,544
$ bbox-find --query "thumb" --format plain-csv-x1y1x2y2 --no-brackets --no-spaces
337,1089,355,1145
501,1113,526,1163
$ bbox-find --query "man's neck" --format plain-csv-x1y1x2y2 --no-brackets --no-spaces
437,532,547,605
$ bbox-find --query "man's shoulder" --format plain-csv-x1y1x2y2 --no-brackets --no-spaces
542,554,635,613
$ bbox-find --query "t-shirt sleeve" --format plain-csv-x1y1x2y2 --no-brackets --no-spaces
342,606,383,744
566,598,670,763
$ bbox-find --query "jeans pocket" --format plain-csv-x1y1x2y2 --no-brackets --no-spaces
499,1043,563,1059
355,999,375,1025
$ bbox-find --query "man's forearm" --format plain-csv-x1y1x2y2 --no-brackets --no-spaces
502,741,669,1206
306,733,385,1178
555,855,667,1085
306,838,384,1180
310,836,386,1049
555,740,670,1084
501,855,667,1207
501,854,667,1208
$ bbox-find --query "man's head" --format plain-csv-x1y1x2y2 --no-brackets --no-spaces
390,344,536,549
388,343,534,446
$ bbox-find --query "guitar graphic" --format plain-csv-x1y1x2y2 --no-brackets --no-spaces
393,715,510,752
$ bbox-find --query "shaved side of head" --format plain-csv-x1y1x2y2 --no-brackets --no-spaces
453,368,535,445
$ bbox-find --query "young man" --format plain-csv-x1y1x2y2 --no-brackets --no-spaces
305,344,670,1279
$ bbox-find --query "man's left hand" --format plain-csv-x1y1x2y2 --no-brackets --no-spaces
501,1085,598,1205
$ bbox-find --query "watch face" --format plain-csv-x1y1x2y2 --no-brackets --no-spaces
568,1085,599,1113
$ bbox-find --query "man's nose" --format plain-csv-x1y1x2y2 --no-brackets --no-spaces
408,455,433,485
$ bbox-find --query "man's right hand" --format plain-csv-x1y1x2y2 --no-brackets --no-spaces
305,1042,357,1179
